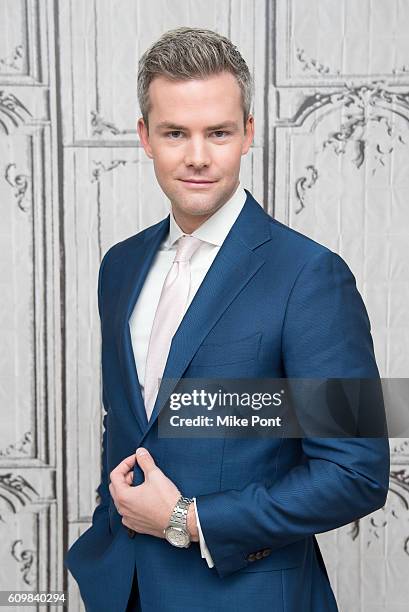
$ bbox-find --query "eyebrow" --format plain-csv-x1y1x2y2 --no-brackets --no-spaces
155,120,239,131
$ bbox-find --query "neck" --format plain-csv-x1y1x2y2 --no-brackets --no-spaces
171,210,214,234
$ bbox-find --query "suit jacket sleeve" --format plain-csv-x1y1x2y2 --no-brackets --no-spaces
195,249,390,578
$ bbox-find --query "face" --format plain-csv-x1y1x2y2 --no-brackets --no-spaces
137,71,254,233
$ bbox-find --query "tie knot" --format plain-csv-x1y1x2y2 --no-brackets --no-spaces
174,234,203,262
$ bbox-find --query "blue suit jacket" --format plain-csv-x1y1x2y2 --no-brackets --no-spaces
65,189,390,612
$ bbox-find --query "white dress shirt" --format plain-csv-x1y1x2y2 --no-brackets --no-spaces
129,182,247,568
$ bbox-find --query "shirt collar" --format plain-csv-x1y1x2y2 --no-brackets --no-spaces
166,182,247,249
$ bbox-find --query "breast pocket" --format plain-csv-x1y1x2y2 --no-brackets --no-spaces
191,331,262,367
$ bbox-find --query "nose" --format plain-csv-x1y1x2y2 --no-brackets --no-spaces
184,137,210,169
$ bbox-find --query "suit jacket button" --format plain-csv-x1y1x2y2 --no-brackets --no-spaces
127,528,136,539
255,551,263,560
262,548,271,557
247,553,257,562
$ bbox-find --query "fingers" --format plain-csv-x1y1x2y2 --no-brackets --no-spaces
126,471,133,485
110,453,136,485
135,448,157,474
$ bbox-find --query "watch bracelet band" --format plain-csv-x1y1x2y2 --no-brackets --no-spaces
169,495,193,529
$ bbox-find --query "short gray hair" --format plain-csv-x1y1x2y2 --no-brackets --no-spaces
137,27,253,129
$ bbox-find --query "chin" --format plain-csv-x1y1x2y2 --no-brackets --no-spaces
177,204,213,217
175,194,218,215
188,197,223,213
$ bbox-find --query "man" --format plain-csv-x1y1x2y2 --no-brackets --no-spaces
65,27,390,611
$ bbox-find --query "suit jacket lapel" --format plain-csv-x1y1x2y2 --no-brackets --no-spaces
115,216,170,433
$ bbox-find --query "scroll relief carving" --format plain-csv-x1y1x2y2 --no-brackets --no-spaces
4,163,30,212
0,473,39,522
0,91,32,135
392,65,409,75
296,47,341,76
0,44,24,72
392,439,409,456
293,82,409,213
11,539,36,586
348,466,409,555
91,110,128,136
91,159,138,183
0,431,32,458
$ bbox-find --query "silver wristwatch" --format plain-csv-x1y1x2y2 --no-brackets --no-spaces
163,495,194,548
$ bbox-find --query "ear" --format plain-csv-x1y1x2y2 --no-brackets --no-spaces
241,114,254,156
137,117,153,159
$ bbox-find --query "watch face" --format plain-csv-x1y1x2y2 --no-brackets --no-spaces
165,527,190,547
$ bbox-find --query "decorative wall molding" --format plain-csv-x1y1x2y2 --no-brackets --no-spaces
11,539,36,586
346,468,409,557
0,91,32,134
294,165,318,214
292,81,409,212
285,81,409,129
390,468,409,505
0,45,24,72
0,432,32,458
348,478,409,556
91,159,135,183
392,65,409,76
90,111,127,137
392,439,409,457
0,473,39,519
4,163,31,212
295,47,340,76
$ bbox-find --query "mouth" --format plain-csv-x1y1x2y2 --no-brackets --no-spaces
178,179,217,187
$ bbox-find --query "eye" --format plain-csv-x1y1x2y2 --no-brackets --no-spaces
166,131,184,139
213,131,229,138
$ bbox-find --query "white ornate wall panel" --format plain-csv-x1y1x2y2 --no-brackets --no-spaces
0,0,48,85
0,0,63,608
1,1,407,611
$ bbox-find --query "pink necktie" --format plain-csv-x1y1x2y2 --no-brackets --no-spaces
144,234,203,421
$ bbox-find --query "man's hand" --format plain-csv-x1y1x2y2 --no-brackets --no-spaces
109,447,199,541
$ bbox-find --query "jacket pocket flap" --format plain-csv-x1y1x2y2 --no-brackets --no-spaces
192,332,262,366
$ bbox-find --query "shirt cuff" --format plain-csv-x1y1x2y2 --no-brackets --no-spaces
192,497,214,568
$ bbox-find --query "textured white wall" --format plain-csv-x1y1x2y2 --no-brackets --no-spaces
0,1,407,610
